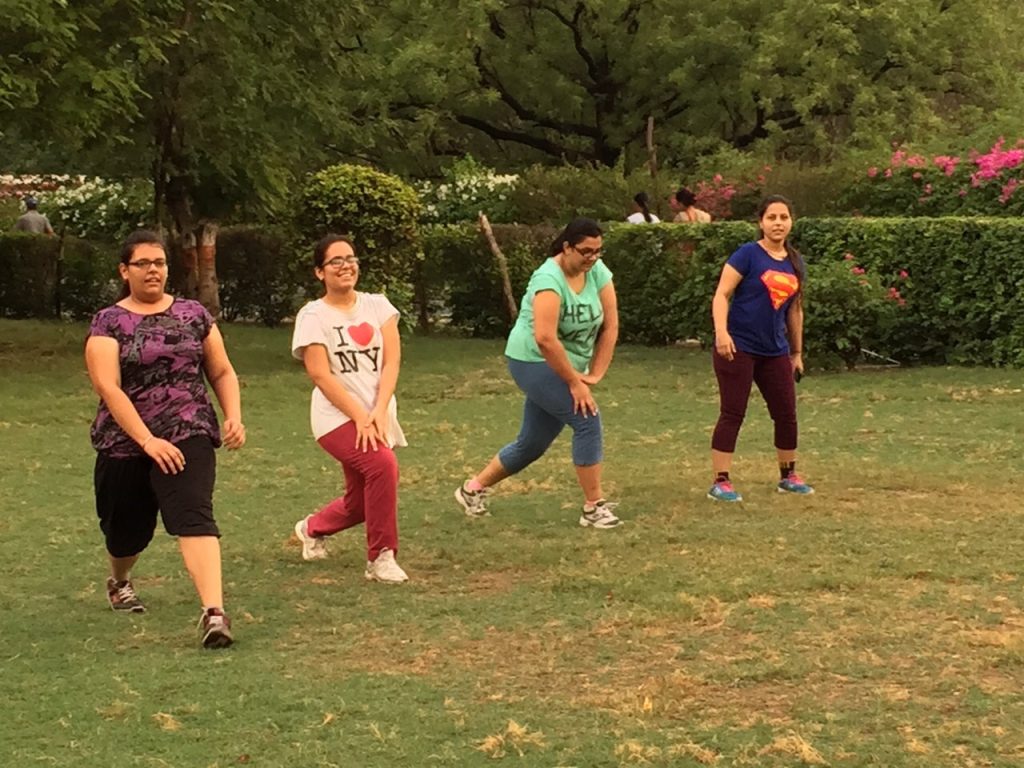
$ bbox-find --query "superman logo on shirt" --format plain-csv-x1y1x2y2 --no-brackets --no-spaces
760,270,800,310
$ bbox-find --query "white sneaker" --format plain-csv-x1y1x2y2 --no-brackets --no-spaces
579,500,622,529
365,548,409,583
294,517,328,561
454,483,490,517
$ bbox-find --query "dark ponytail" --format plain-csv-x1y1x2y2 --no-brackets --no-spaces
756,195,804,290
633,191,652,223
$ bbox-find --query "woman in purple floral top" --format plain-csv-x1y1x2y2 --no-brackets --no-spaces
85,230,245,649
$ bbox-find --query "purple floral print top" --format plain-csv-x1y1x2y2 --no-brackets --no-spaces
88,298,221,457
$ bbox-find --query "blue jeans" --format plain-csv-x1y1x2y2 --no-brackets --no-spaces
498,358,604,473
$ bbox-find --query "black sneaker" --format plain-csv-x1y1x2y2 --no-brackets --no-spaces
198,607,234,649
106,577,146,613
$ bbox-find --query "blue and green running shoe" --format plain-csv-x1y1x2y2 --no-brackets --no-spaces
778,473,814,494
707,481,743,502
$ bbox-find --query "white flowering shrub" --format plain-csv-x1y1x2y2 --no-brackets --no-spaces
39,177,153,240
416,156,518,224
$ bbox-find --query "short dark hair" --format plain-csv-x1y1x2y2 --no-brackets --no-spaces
675,187,697,207
313,234,355,268
24,196,38,210
550,218,602,256
120,229,165,265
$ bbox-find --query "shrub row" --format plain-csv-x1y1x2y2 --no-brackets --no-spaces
4,218,1023,367
421,218,1024,368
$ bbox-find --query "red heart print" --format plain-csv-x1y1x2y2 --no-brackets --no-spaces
348,323,375,346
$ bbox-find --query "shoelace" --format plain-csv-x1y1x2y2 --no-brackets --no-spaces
587,501,619,518
465,486,489,507
115,583,139,603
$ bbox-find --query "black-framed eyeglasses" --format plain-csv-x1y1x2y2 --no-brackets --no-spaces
127,259,168,269
573,246,602,259
322,256,360,269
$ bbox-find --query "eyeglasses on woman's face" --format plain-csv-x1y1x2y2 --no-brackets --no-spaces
572,245,602,260
127,258,168,269
322,256,360,269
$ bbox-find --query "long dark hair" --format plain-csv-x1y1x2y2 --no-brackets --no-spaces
550,217,602,256
117,229,166,299
756,195,804,289
633,191,653,223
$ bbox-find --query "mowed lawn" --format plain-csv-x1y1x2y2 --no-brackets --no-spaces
2,319,1023,768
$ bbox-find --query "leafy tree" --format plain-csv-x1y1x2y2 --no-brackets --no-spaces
338,0,1024,170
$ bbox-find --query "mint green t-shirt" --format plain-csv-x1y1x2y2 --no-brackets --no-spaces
504,257,613,373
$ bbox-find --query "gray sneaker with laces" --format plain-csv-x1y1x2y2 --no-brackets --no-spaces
454,483,490,517
579,500,622,529
198,607,234,649
107,577,146,613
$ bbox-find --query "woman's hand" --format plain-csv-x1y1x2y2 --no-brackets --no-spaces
790,352,804,376
365,405,389,440
354,411,384,453
569,379,598,417
143,437,186,475
579,372,602,386
222,419,246,450
715,331,737,361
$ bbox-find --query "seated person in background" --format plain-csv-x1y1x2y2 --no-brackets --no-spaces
626,191,660,223
669,187,712,223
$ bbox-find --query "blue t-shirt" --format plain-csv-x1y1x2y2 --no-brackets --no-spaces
725,242,803,356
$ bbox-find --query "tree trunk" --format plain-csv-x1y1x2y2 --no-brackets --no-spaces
181,229,199,299
196,222,220,318
478,212,518,323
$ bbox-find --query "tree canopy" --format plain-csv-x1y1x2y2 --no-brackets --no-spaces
2,0,1022,220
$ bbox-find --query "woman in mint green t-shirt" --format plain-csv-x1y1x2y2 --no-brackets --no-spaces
454,218,622,529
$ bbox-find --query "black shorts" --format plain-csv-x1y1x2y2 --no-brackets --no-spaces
94,435,220,558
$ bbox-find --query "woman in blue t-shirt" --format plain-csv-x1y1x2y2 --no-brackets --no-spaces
454,218,622,528
708,195,814,502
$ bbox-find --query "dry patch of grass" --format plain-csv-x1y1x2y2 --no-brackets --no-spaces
475,720,546,758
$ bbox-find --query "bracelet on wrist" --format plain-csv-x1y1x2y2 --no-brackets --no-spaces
141,435,154,449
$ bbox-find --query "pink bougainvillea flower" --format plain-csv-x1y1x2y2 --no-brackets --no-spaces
906,155,927,168
852,267,866,275
867,167,878,178
884,168,893,178
958,188,968,197
924,183,933,194
899,270,909,279
844,252,855,261
912,171,922,180
898,298,907,307
999,178,1019,204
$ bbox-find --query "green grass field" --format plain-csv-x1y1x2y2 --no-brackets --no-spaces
2,319,1023,767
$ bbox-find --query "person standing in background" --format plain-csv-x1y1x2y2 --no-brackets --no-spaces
13,196,55,235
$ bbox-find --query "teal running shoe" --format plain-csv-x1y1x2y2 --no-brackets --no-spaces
707,481,742,502
778,473,814,494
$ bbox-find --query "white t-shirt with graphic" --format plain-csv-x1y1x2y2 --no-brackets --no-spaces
291,294,407,447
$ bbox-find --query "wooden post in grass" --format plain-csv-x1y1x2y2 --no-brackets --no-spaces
478,211,518,322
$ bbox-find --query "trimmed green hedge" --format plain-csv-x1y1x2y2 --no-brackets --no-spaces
420,218,1024,367
0,234,115,320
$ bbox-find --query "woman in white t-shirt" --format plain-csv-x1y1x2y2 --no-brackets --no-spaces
290,235,409,583
626,191,660,224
